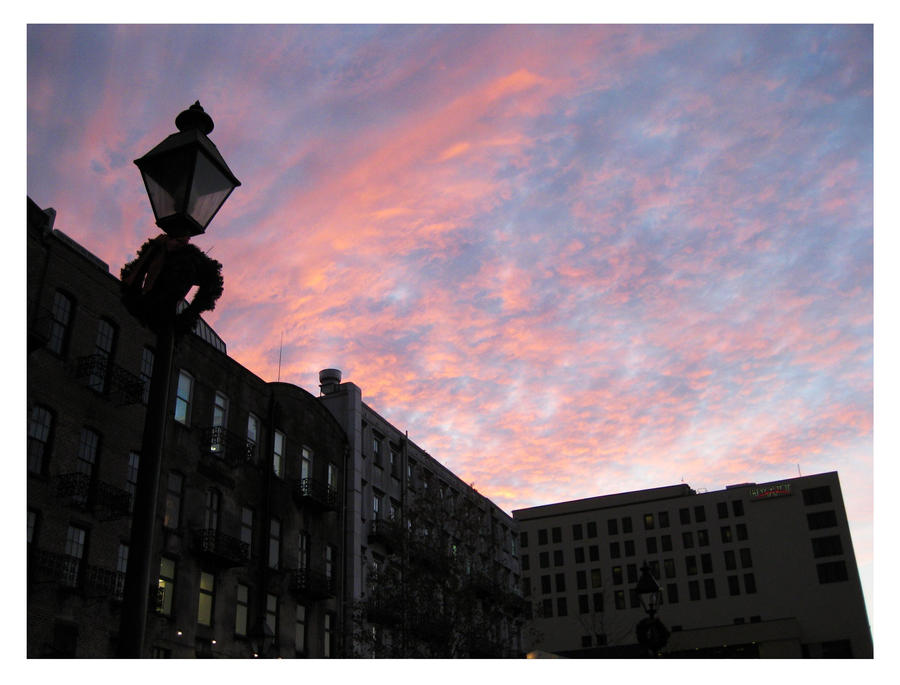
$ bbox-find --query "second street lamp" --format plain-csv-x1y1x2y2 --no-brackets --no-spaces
634,562,669,657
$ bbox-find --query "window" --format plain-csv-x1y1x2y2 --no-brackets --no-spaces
298,531,310,570
688,580,700,601
609,541,620,558
268,519,281,569
235,583,249,636
63,525,86,587
538,528,548,546
587,521,597,538
624,540,635,557
28,404,54,474
704,578,717,599
197,572,215,626
743,573,757,594
553,550,564,566
520,531,529,548
163,472,183,529
721,526,733,543
643,513,654,530
211,392,229,452
646,537,657,554
807,510,838,530
541,598,553,617
572,523,583,540
612,566,623,585
551,527,562,543
140,347,154,404
581,633,591,646
555,573,566,592
174,371,193,425
557,597,568,617
661,534,672,552
817,561,848,584
697,529,709,546
273,431,285,478
679,508,690,524
664,558,675,578
158,557,176,615
522,578,532,597
300,446,312,481
266,593,278,637
204,488,220,532
115,544,128,599
736,523,748,540
682,531,694,549
75,428,99,504
576,570,587,590
629,588,640,608
574,547,584,564
626,564,637,584
658,511,670,528
728,575,740,596
247,413,260,461
593,593,604,612
685,556,698,576
325,545,335,585
589,545,599,562
701,553,712,574
667,583,679,603
812,535,843,558
241,507,253,557
295,604,306,654
539,551,549,569
607,519,618,535
373,492,382,520
47,290,74,356
622,517,632,534
125,452,139,512
732,500,744,517
328,462,338,494
694,505,706,522
88,318,117,391
717,502,729,519
324,614,333,657
739,548,753,568
590,568,603,589
540,575,551,594
802,486,833,506
724,550,736,570
614,590,625,610
521,554,530,571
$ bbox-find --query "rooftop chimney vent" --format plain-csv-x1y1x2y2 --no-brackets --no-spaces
319,368,342,395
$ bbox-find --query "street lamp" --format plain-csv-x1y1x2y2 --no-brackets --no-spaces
117,103,239,658
634,562,669,657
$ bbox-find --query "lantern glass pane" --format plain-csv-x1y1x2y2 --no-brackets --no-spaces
140,147,196,221
187,152,235,228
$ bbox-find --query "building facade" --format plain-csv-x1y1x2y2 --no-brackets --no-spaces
26,197,522,658
513,472,872,658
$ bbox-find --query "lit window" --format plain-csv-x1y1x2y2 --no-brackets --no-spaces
47,290,74,356
27,404,54,475
63,525,86,587
268,519,281,569
235,583,249,636
197,572,215,626
612,566,623,585
174,371,193,425
140,347,154,404
163,472,183,529
295,604,306,654
158,557,176,615
273,431,285,478
614,590,625,610
643,513,654,530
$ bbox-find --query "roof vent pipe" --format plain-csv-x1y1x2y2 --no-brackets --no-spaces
319,368,342,395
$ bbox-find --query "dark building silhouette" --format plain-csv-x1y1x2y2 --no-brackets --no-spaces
513,473,872,658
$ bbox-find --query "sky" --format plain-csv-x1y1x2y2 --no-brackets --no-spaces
25,23,875,626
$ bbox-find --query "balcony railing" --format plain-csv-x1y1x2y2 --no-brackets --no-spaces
293,478,339,513
72,354,145,406
28,548,124,598
56,472,132,520
191,528,249,568
200,426,256,467
290,567,335,601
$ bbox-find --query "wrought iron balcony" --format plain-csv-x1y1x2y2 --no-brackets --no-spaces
367,518,403,550
72,354,145,405
293,477,339,513
56,472,132,520
29,548,82,589
290,567,335,601
200,426,256,467
191,528,249,568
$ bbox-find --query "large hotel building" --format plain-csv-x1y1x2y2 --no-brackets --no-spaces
513,472,872,658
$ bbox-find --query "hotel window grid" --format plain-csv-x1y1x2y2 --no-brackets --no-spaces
211,392,229,448
27,404,53,475
694,505,706,522
373,491,381,520
717,502,729,518
266,593,278,638
557,597,567,616
721,526,733,543
28,510,37,544
521,554,530,571
593,593,604,612
661,534,672,552
609,541,620,558
626,564,637,584
174,371,193,425
576,570,587,590
158,557,176,616
644,513,654,530
541,598,553,617
743,573,757,594
87,318,117,392
732,500,745,516
125,452,139,512
607,518,618,535
649,560,660,579
47,289,74,356
808,510,838,530
272,431,285,478
539,551,549,569
235,583,249,636
163,472,183,529
268,519,281,569
590,569,603,588
646,537,657,554
658,511,670,527
389,447,398,477
803,486,833,506
812,535,843,558
725,549,737,570
629,588,640,608
614,590,625,610
63,525,86,587
728,575,740,596
624,540,635,556
612,566,623,585
295,604,306,654
667,583,679,603
553,549,564,566
701,553,712,574
76,427,99,479
541,575,551,594
704,578,717,599
538,529,548,545
587,521,597,537
372,434,382,464
679,507,690,524
736,523,748,540
817,561,849,583
197,571,215,626
682,531,694,549
140,347,154,403
572,523,583,540
686,556,698,575
551,527,562,543
241,507,253,557
325,545,335,583
697,529,709,546
589,545,599,562
664,558,676,578
574,547,584,563
739,548,753,568
115,544,128,599
520,531,529,548
578,595,589,614
688,580,700,601
622,517,632,534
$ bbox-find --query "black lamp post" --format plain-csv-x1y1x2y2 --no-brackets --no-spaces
116,102,239,658
634,562,669,657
